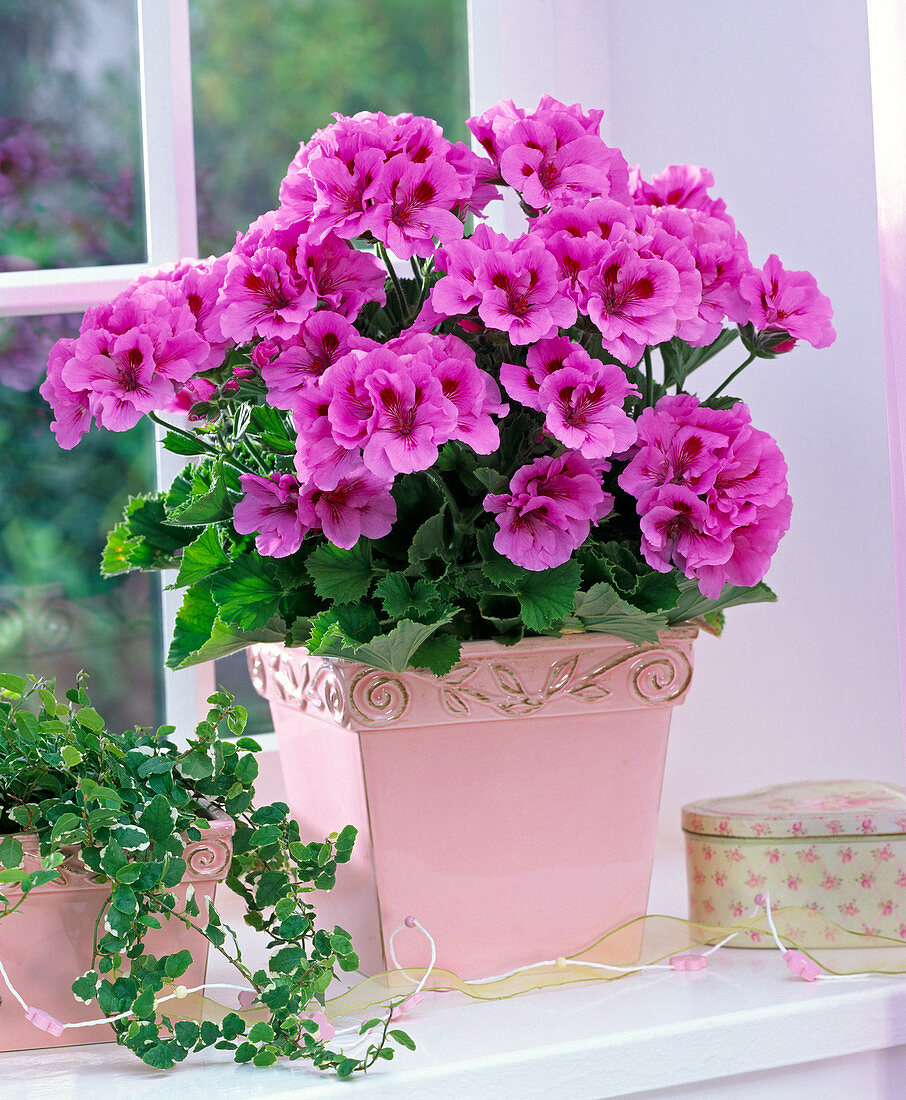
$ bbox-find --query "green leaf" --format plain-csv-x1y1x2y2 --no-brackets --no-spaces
476,532,583,632
100,839,129,876
407,509,450,565
0,673,27,693
410,632,461,677
60,745,83,767
221,1012,246,1041
176,752,214,781
101,494,194,576
309,610,456,673
141,1043,177,1071
0,836,23,869
174,1020,200,1047
71,971,99,1004
164,950,193,979
207,556,284,632
390,1029,417,1050
161,429,211,456
175,526,231,588
252,1049,277,1067
139,794,174,844
572,583,668,644
109,825,150,851
665,577,777,625
305,541,373,602
247,1021,274,1044
167,460,236,526
374,574,441,621
75,706,104,732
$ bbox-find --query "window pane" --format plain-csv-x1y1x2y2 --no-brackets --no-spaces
189,0,470,732
0,1,145,272
0,313,162,732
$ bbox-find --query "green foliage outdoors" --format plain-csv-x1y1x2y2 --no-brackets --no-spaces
0,673,412,1074
190,0,470,252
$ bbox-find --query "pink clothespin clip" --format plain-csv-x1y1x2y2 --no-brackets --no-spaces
784,950,821,982
25,1006,65,1037
391,992,424,1019
670,954,708,972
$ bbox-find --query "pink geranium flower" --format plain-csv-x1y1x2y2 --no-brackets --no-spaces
299,468,396,549
619,395,791,597
40,338,92,449
63,330,174,432
297,232,386,318
233,472,310,557
630,164,733,225
475,238,577,344
262,312,367,411
484,452,610,570
362,358,457,477
219,245,317,343
366,155,465,259
292,387,364,490
739,253,836,349
581,239,682,365
538,361,638,459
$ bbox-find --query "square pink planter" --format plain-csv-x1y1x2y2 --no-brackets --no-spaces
248,628,696,978
0,810,234,1051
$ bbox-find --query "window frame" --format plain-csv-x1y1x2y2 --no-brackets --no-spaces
0,0,211,736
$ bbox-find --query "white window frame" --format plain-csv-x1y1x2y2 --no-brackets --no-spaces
0,0,212,735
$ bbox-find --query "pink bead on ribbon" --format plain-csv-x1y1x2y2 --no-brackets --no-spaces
25,1006,65,1037
391,992,424,1019
670,954,708,972
784,950,822,982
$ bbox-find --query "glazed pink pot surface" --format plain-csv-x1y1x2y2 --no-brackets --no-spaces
249,629,696,979
0,811,234,1052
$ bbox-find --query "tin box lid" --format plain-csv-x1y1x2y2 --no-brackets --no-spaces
681,780,906,839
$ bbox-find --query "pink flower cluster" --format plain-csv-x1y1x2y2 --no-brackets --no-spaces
219,210,386,344
618,395,792,597
499,336,638,459
423,146,834,365
484,452,613,571
293,331,506,486
233,469,396,555
277,110,497,260
40,270,219,448
467,96,631,209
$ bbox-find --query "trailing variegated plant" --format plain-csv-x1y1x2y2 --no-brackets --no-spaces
0,673,412,1075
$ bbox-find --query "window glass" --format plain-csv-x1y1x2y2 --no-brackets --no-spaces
190,0,470,732
0,313,162,731
0,1,158,729
0,0,145,272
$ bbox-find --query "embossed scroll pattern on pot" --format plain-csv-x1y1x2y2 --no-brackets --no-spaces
248,634,694,729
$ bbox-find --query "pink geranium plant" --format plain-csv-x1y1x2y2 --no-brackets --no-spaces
42,99,835,675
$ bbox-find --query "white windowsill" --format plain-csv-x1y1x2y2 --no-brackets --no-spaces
4,760,906,1098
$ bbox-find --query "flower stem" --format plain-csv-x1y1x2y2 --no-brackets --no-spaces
422,468,461,524
643,347,655,407
148,412,217,453
705,352,757,403
377,243,408,324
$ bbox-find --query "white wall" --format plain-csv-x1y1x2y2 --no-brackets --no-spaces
469,0,904,907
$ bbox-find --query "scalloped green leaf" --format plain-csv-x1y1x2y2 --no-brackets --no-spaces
304,541,372,603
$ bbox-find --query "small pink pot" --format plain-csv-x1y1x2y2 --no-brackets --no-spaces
0,810,234,1051
248,629,696,978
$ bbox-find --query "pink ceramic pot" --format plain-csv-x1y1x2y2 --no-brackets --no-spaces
248,629,697,979
0,810,234,1051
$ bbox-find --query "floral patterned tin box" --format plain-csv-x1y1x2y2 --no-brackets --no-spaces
682,780,906,947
